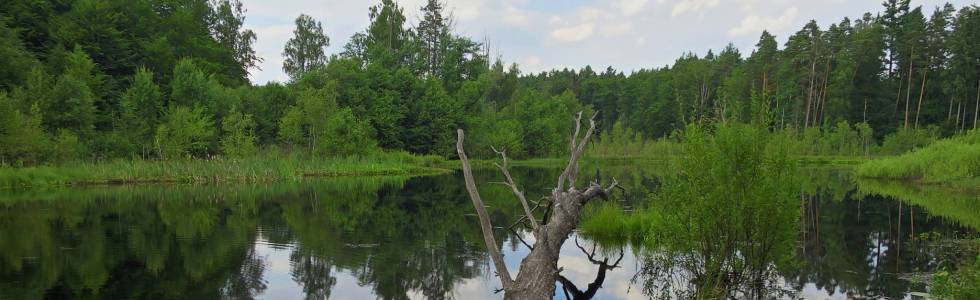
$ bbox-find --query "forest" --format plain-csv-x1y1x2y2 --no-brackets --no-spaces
0,0,978,168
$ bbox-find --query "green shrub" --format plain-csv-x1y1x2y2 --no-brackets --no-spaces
0,95,47,165
582,122,800,298
155,106,216,159
220,107,257,157
318,108,377,156
50,129,84,162
879,126,940,155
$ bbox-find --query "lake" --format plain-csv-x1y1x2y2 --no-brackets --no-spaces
0,166,976,299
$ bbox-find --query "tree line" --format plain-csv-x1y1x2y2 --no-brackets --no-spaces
1,0,978,165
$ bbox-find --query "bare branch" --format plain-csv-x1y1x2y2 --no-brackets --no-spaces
581,177,619,204
456,129,513,288
558,111,599,192
605,177,620,195
492,146,539,231
569,111,583,155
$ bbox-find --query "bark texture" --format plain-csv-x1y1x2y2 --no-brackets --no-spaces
455,112,618,300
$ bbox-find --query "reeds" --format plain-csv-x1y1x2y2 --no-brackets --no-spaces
0,151,449,189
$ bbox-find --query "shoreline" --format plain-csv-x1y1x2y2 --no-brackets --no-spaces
0,154,901,191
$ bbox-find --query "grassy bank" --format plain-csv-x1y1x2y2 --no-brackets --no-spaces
856,130,980,189
0,151,449,189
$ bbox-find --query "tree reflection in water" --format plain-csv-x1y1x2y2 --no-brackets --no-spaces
0,166,975,299
557,238,625,300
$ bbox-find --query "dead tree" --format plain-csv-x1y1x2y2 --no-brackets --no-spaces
456,111,620,299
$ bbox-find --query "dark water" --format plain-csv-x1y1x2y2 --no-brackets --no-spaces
0,166,976,299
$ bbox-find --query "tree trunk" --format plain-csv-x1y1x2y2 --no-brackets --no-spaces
817,59,830,126
903,47,914,129
957,101,963,130
895,74,904,115
804,60,816,128
456,112,618,300
864,97,868,124
975,77,980,130
915,69,927,129
948,96,954,121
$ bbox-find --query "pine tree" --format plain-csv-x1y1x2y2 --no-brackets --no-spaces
416,0,449,78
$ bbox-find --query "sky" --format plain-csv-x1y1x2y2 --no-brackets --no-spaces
241,0,975,84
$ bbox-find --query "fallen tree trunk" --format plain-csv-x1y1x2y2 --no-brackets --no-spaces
455,112,619,299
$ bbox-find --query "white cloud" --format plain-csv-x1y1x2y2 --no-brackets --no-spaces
523,56,543,70
601,23,633,37
727,7,800,37
614,0,650,16
502,5,529,27
576,7,607,21
445,0,484,21
549,22,596,43
549,16,563,25
671,0,720,16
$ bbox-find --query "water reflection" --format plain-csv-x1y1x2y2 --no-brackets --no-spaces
630,168,977,299
0,167,975,299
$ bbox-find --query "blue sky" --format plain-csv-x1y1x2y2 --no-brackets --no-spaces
241,0,975,84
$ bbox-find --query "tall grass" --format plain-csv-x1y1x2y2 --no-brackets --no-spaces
0,150,448,189
856,130,980,189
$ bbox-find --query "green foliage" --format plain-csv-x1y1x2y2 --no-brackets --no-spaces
278,105,304,146
319,108,377,156
584,122,800,298
470,114,524,159
402,78,460,155
277,84,339,152
240,83,294,144
155,106,216,159
44,47,99,136
283,14,330,80
0,94,46,165
220,106,257,157
0,20,38,91
170,59,221,110
502,90,591,157
879,126,941,155
210,0,259,81
50,128,84,162
1,0,979,169
118,68,163,153
579,201,633,245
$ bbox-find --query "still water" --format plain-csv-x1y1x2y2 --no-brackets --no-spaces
0,166,976,299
